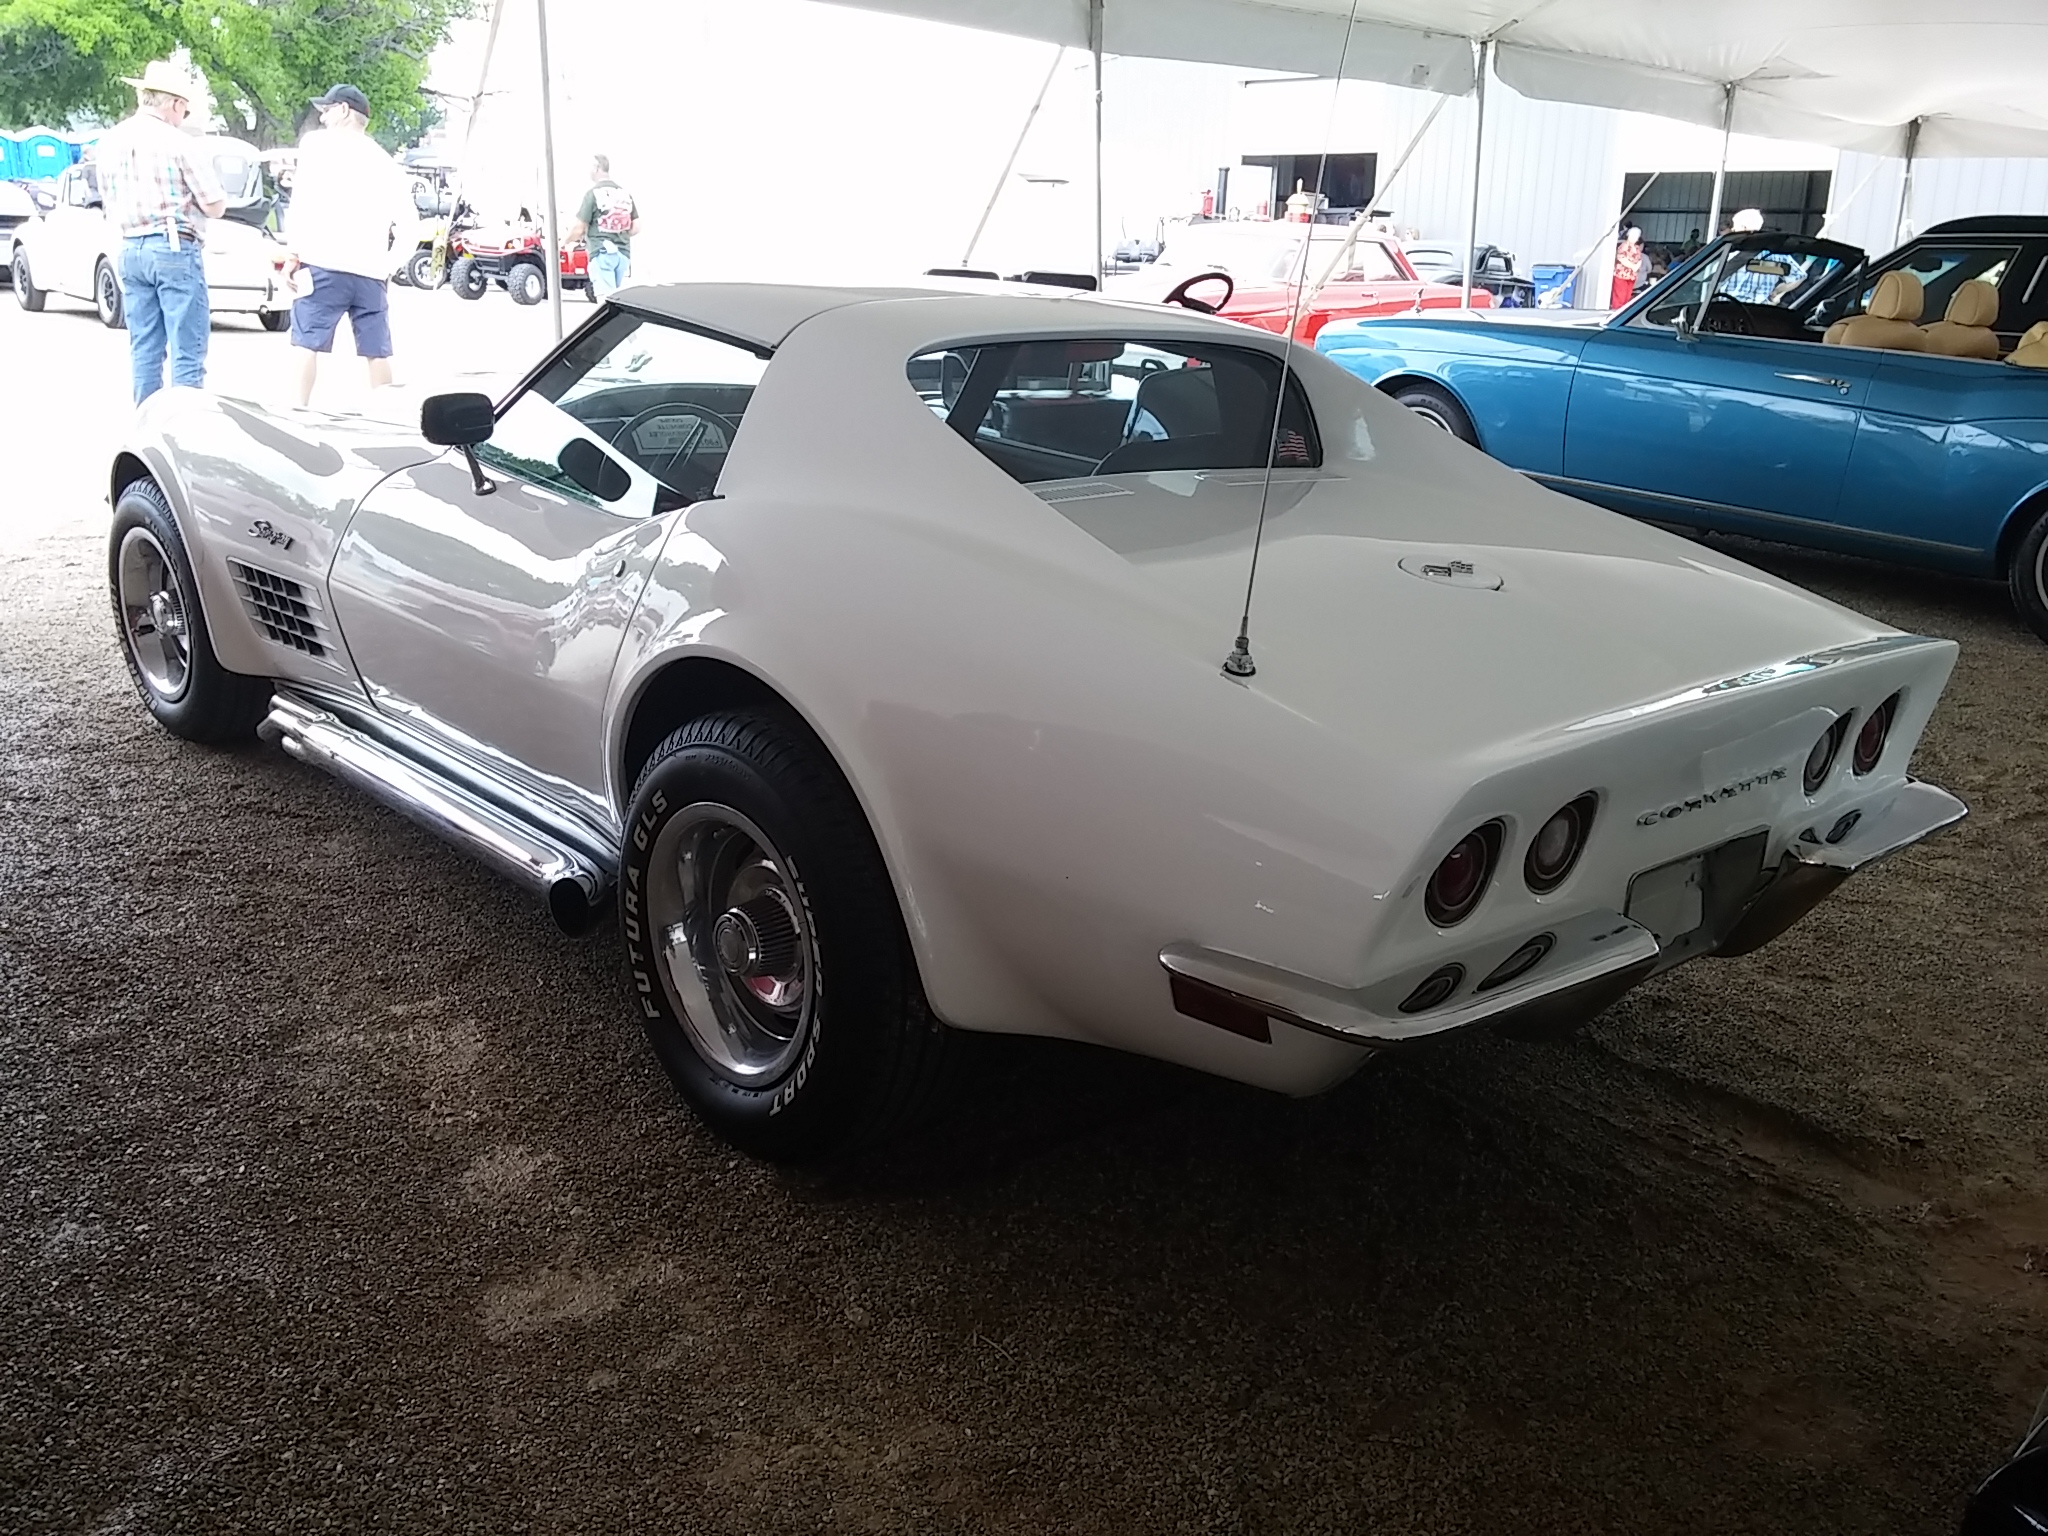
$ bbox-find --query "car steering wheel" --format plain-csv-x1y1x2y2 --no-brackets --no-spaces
1163,271,1235,314
610,403,744,491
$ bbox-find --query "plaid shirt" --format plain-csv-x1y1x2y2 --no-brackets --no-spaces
97,111,226,246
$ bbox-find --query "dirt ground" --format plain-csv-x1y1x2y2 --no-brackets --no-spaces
1,293,2044,1534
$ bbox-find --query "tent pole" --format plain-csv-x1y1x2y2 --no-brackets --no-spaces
1461,39,1488,309
963,46,1063,266
1894,116,1921,245
535,0,564,342
1091,0,1104,289
1706,83,1733,240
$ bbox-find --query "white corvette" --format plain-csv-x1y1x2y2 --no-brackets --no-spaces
108,282,1966,1159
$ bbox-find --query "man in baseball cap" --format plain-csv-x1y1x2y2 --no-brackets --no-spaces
95,60,228,402
283,83,416,405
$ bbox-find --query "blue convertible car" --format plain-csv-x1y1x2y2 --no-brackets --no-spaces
1316,218,2048,642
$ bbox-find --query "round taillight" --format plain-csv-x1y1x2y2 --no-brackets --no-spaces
1525,792,1597,894
1853,694,1898,775
1803,716,1852,794
1399,964,1465,1014
1478,933,1554,993
1425,821,1502,928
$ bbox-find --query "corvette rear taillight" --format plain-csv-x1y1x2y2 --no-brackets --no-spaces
1803,716,1853,794
1853,694,1898,775
1399,964,1465,1014
1425,821,1502,927
1525,793,1597,894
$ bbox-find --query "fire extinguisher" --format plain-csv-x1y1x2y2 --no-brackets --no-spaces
1200,186,1214,218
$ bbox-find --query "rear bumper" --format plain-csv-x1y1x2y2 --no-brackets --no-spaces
1160,778,1965,1049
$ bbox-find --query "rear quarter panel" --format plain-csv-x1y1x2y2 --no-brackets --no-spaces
1837,351,2048,574
1315,316,1595,476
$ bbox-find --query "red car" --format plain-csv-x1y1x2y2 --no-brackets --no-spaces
1112,221,1490,341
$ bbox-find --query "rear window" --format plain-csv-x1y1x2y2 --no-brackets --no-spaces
908,337,1321,485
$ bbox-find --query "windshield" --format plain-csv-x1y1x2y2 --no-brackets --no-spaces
1151,225,1359,284
1637,242,1857,334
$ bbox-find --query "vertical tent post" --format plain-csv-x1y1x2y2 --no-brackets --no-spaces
1091,0,1104,288
1461,39,1489,309
535,0,564,341
1894,116,1922,245
1706,82,1734,240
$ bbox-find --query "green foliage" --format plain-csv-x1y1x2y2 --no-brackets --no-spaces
0,0,475,145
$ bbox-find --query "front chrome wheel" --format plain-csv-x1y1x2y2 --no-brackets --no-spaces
1408,404,1455,434
115,527,191,702
646,802,818,1084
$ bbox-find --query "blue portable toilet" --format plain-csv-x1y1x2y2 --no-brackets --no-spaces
18,130,74,180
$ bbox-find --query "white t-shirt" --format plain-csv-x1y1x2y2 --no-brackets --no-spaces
286,127,416,280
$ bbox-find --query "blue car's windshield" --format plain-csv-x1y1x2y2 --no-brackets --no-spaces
1637,243,1856,333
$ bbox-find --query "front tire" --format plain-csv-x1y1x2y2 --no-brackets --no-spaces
108,480,269,743
404,247,440,289
620,711,949,1162
1391,381,1479,447
449,256,487,300
258,309,290,333
2010,509,2048,645
12,250,44,311
94,259,124,328
507,262,547,306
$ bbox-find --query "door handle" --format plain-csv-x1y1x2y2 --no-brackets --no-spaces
1775,372,1853,394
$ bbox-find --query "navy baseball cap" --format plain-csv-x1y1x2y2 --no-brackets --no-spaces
311,84,371,116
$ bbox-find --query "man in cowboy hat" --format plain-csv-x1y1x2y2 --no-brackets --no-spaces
96,60,229,404
282,84,415,407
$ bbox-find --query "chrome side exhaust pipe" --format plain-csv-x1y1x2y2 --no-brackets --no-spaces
259,694,612,935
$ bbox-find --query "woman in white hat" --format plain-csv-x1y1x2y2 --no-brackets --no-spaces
96,60,229,404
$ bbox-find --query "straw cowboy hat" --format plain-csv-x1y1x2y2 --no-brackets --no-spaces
121,60,200,101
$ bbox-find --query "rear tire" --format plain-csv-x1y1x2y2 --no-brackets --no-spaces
450,256,486,300
258,309,290,333
2009,509,2048,645
1391,381,1479,447
108,480,270,744
508,262,546,306
94,259,124,328
620,711,950,1162
12,250,44,311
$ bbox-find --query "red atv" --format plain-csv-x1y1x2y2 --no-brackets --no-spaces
448,215,591,305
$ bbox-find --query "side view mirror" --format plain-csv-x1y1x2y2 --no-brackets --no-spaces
558,438,631,501
421,392,494,447
1672,305,1698,342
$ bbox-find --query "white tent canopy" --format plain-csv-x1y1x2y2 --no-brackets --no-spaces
825,1,2048,158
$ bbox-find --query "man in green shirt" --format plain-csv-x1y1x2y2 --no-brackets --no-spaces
568,154,638,298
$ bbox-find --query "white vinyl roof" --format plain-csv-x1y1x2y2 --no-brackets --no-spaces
823,1,2048,158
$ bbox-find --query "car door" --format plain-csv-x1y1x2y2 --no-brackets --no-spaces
1562,240,1878,531
44,166,99,294
1310,238,1407,326
327,311,770,831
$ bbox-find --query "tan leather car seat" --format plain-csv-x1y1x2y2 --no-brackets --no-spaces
1825,270,1929,350
2009,322,2048,368
1921,279,2001,358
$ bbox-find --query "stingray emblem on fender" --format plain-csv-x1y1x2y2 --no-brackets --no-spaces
248,520,294,551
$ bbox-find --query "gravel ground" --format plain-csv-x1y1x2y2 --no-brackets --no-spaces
1,291,2044,1534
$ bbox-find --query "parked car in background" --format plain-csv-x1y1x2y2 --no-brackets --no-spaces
1105,219,1490,341
1315,226,2048,641
448,214,591,305
106,280,1963,1161
8,140,287,330
1403,243,1537,307
0,178,52,255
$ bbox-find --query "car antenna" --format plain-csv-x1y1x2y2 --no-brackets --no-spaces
1224,0,1363,680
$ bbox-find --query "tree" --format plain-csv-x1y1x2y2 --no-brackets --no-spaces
0,0,474,146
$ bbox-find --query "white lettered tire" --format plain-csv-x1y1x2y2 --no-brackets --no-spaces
619,711,949,1161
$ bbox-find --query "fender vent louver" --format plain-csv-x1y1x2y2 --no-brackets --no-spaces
229,560,333,662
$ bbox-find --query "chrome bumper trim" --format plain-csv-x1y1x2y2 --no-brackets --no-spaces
1161,908,1662,1047
259,693,612,933
1716,778,1966,956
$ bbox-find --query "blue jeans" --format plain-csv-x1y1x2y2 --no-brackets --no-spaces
589,248,631,299
120,234,210,404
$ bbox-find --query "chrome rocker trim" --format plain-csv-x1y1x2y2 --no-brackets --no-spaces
259,691,614,934
1160,779,1967,1049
